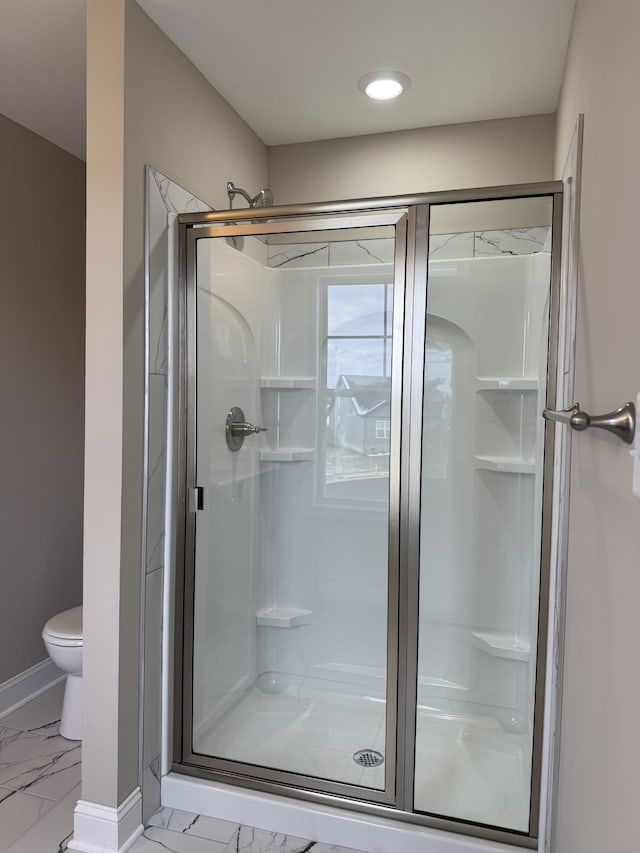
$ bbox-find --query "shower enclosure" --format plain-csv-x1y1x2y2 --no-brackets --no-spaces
173,184,561,847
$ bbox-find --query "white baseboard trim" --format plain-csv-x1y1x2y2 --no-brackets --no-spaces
68,787,144,853
0,659,64,718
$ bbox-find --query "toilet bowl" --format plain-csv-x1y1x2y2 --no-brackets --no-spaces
42,606,83,740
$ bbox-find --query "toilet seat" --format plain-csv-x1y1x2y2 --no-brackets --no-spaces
43,606,83,647
42,605,83,740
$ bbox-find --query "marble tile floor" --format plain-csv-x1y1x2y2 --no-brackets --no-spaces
133,807,364,852
0,685,363,853
0,682,78,852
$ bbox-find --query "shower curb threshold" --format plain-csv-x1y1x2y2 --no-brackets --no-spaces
162,772,527,853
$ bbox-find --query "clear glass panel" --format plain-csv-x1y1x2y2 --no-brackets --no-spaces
414,198,553,831
191,225,397,792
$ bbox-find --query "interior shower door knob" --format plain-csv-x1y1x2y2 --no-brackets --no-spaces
225,406,267,452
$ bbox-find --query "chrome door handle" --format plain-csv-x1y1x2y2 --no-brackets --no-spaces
543,401,636,445
230,422,267,437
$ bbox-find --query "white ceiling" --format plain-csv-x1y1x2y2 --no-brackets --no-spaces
0,0,576,160
137,0,576,146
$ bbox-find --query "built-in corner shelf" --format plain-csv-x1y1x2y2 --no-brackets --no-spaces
260,377,317,390
474,454,536,475
259,447,315,462
259,379,316,460
476,377,538,392
256,606,312,628
472,630,531,662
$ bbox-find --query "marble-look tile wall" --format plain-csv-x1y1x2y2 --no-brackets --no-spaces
142,168,211,823
267,225,550,268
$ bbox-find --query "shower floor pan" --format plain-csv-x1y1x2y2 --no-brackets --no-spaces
193,676,530,831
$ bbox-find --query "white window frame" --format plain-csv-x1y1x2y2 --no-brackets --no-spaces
315,269,394,512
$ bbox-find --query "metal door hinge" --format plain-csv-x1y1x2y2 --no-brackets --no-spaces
188,486,204,512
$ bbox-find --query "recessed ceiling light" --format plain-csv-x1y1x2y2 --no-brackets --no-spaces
358,71,411,101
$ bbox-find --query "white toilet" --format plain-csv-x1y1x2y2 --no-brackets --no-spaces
42,606,83,740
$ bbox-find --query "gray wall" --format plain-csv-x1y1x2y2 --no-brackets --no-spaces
554,2,640,851
0,112,85,683
269,114,555,204
121,0,268,813
83,0,267,812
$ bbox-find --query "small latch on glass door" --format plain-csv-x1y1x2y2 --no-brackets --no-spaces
188,486,204,512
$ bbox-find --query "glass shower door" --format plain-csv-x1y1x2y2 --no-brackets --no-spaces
184,212,406,802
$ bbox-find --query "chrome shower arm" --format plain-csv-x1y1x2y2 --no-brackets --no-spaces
227,181,253,207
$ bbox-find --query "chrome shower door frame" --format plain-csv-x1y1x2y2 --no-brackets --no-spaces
176,208,409,808
172,181,565,849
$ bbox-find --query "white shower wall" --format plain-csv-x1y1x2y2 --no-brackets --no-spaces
419,251,550,728
192,225,550,742
193,235,271,736
193,234,394,734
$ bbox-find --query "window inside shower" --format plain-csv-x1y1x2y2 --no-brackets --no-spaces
321,277,394,506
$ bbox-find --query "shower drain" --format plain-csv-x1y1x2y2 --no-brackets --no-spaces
353,749,384,768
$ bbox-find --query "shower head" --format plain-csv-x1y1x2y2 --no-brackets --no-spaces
252,187,274,208
227,180,274,209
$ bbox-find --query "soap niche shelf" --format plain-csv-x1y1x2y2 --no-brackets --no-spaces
259,377,316,463
256,606,312,628
260,377,317,390
472,630,531,662
259,448,314,462
474,376,539,475
475,455,535,475
476,377,538,392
